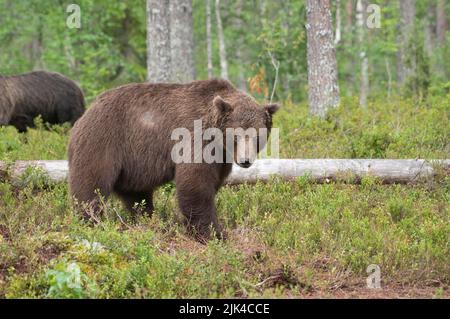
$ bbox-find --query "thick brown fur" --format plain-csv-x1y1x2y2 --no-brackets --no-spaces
68,79,279,241
0,71,85,132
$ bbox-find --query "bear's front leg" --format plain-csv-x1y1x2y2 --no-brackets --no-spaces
175,164,225,242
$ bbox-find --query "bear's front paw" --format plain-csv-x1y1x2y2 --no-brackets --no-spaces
191,224,227,243
215,228,228,241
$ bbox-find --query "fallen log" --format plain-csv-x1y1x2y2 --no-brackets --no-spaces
0,159,448,185
227,159,449,184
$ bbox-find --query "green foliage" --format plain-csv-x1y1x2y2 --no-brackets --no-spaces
2,0,448,102
15,166,52,190
0,0,146,102
350,129,392,158
46,262,97,298
276,96,449,159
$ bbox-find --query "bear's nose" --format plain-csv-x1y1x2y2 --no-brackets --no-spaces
239,159,252,168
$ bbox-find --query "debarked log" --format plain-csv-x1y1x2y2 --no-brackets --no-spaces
0,159,449,185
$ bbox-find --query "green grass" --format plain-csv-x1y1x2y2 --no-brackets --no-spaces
0,96,449,298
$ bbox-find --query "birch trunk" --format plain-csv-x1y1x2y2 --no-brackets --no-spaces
424,3,435,56
2,159,448,185
344,0,355,96
345,0,353,31
334,0,342,45
306,0,340,118
206,0,214,79
215,0,229,80
170,0,195,82
147,0,171,82
234,0,246,90
397,0,416,87
357,0,369,108
436,0,448,45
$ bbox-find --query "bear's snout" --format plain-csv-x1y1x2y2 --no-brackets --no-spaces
237,159,253,168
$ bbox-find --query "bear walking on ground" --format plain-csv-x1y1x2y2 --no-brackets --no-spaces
68,79,279,241
0,71,85,132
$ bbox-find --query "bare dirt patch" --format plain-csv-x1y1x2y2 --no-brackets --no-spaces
0,224,11,241
36,244,63,264
303,284,449,299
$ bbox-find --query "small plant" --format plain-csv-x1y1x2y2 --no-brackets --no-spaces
350,129,393,158
45,262,96,298
16,166,52,190
387,197,412,223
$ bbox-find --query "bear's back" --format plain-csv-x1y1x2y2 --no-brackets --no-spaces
80,79,237,129
69,79,237,164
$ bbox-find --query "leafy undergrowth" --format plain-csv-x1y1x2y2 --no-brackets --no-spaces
277,95,449,159
0,173,448,298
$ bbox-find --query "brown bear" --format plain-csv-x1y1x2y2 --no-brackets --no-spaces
68,79,279,241
0,71,85,132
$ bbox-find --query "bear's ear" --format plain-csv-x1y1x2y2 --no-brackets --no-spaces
213,96,233,114
265,103,281,115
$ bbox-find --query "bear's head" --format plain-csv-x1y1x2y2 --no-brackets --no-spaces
212,94,280,168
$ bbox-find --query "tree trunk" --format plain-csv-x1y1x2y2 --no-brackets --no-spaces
2,159,448,185
334,0,342,45
234,0,246,90
170,0,195,82
147,0,171,82
345,0,353,31
206,0,214,79
360,55,369,107
385,57,392,98
306,0,340,118
436,0,448,44
344,0,355,96
25,16,44,70
357,0,369,108
397,0,416,87
215,0,229,80
424,3,435,56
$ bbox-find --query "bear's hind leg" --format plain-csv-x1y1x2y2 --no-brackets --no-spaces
116,190,154,216
69,170,117,223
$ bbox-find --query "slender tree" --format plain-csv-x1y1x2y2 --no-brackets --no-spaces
357,0,368,108
170,0,195,82
306,0,340,117
397,0,416,86
344,0,355,96
215,0,228,80
147,0,171,82
424,2,436,56
234,0,246,90
345,0,353,31
206,0,213,79
436,0,448,45
334,0,341,45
